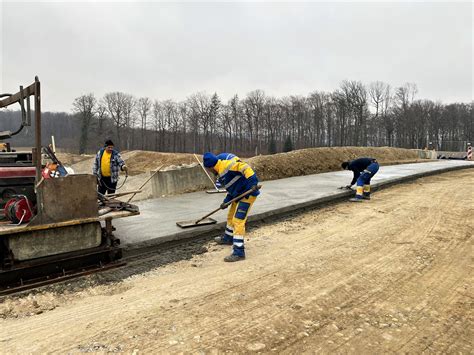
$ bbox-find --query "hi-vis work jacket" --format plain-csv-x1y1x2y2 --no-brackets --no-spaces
216,152,237,161
214,156,260,203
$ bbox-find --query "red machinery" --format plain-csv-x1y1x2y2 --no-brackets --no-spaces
4,196,34,224
0,77,140,294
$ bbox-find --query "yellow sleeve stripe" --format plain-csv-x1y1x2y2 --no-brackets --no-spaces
230,161,255,179
216,160,237,177
215,160,255,179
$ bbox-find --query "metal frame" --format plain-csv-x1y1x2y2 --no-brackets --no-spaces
0,78,140,293
0,76,41,182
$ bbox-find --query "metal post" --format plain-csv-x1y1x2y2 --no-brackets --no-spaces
34,77,41,183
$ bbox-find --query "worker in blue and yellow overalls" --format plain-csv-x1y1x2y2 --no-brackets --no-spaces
341,157,379,202
203,152,260,262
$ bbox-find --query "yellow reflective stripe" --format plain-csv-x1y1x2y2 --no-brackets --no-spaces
221,161,237,177
363,185,370,192
230,161,255,179
215,160,237,177
216,159,256,179
225,175,241,188
356,186,364,195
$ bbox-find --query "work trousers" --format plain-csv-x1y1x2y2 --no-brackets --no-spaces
225,195,257,257
355,162,379,198
98,176,117,195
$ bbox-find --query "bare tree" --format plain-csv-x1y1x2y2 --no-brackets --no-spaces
393,83,418,147
72,93,97,154
122,94,136,150
103,92,128,148
136,97,152,150
187,92,212,151
151,100,165,151
16,78,471,155
177,101,188,152
243,90,265,154
95,100,108,138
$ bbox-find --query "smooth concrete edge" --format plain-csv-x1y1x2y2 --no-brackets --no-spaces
123,163,473,253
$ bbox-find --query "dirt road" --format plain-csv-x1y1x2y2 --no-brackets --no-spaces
1,169,473,354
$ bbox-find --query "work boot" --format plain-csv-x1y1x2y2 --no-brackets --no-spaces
362,194,371,200
215,225,234,245
225,235,245,261
224,253,246,262
214,235,233,245
349,197,364,202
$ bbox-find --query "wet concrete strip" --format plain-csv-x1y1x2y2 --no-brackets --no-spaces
114,160,474,249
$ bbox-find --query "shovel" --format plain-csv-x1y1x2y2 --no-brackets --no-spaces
176,184,262,228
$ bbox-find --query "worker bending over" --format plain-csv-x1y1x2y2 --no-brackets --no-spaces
341,157,379,202
203,152,260,262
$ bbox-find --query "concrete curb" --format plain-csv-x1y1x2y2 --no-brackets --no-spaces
123,163,473,253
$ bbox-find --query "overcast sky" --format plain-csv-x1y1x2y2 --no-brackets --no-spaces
1,1,472,112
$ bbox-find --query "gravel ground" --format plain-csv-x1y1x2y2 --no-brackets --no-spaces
0,169,472,353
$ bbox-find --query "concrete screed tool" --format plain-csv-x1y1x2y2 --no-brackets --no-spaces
176,184,262,228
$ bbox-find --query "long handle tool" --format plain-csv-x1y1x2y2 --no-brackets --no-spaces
126,165,164,203
194,154,226,194
176,184,261,228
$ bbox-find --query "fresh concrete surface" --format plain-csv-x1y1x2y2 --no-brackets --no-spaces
114,160,474,249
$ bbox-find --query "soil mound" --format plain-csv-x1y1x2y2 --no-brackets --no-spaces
69,150,195,176
247,147,419,181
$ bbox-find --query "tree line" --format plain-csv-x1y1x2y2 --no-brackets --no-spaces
1,80,472,155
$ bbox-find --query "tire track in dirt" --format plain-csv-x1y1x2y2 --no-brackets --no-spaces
158,173,469,353
390,180,473,354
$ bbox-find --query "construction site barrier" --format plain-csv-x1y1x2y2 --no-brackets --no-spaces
150,164,214,197
413,149,437,159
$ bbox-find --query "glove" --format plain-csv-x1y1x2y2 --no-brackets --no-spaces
223,194,232,204
221,194,233,209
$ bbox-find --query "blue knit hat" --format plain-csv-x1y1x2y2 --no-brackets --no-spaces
203,152,218,168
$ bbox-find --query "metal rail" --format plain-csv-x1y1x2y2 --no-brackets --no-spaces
0,241,124,295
